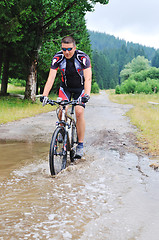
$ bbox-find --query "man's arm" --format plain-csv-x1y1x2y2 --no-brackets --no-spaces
43,69,57,97
83,67,92,96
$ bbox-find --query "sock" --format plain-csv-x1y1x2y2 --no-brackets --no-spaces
78,142,83,148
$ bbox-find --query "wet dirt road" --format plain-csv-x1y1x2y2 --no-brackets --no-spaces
0,91,159,240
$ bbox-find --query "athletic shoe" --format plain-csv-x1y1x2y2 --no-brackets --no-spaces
75,146,83,159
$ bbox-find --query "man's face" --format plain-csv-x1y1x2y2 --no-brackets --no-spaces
61,43,76,59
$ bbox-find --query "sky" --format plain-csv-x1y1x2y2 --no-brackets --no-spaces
85,0,159,49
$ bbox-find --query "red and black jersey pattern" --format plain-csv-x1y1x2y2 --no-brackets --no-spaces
50,50,91,88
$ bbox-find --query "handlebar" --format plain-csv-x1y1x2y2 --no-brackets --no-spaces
46,98,81,107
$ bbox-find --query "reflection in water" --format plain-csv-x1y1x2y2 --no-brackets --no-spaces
0,141,49,181
1,141,159,240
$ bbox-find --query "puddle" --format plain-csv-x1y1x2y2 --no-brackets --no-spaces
0,140,49,181
1,144,159,240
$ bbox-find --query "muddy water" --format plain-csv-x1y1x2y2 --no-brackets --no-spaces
0,141,49,182
1,91,159,240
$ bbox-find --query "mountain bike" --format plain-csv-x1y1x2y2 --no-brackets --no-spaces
45,98,79,175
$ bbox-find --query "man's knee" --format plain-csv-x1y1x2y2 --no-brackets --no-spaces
75,106,84,119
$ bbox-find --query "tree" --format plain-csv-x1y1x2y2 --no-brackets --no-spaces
0,0,45,96
152,51,159,68
0,0,109,100
89,31,153,88
131,56,150,73
25,0,109,100
120,63,133,82
120,56,150,82
92,50,112,89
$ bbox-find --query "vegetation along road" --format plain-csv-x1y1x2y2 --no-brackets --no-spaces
0,91,159,240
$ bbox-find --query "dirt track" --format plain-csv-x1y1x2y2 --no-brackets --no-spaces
1,91,159,240
0,91,143,159
0,91,137,148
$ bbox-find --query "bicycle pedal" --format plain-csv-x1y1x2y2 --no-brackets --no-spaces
74,155,82,159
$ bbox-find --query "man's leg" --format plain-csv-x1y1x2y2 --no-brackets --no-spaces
75,105,85,142
75,105,85,158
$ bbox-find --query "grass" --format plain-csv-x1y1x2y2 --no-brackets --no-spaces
7,84,25,95
108,90,159,156
0,84,56,124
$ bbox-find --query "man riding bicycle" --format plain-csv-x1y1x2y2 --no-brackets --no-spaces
41,36,92,158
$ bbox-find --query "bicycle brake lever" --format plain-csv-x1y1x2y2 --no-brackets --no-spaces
78,97,82,104
57,97,63,103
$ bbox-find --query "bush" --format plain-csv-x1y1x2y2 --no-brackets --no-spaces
91,82,99,93
115,78,159,94
128,67,159,83
120,80,128,94
126,80,137,93
8,78,26,87
146,67,159,79
146,78,159,93
119,80,137,94
129,71,147,82
135,81,152,94
115,85,121,94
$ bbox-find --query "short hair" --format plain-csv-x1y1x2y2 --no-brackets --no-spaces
61,36,76,46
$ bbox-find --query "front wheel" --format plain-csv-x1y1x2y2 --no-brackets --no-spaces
49,127,67,175
70,121,78,162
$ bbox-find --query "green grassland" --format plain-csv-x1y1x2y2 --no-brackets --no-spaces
0,84,56,124
108,90,159,156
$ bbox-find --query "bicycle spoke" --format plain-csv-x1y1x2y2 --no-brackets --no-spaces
70,121,78,162
49,128,67,175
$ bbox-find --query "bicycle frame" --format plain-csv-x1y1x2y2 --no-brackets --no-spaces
53,100,77,153
45,98,80,175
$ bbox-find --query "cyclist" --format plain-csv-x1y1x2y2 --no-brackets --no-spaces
41,36,92,158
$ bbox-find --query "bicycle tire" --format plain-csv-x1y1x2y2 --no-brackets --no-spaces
49,127,67,175
70,121,78,162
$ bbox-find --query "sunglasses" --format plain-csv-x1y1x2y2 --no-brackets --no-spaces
62,47,73,51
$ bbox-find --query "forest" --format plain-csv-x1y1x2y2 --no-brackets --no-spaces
89,30,159,91
0,0,109,101
1,0,159,100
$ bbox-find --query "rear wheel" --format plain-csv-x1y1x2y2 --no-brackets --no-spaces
70,121,78,162
49,127,67,175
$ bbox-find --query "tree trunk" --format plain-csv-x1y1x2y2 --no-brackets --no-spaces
0,49,3,78
25,59,37,102
40,86,44,94
36,76,39,95
1,49,9,95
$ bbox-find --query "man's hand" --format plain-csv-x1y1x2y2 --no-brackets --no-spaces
40,96,49,106
81,94,90,103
